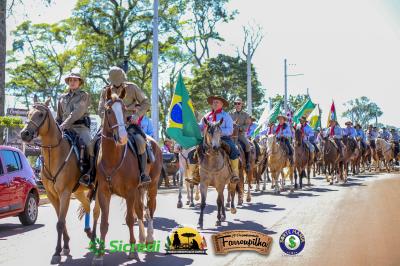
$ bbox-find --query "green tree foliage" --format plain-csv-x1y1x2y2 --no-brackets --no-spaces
0,116,24,128
270,94,309,112
342,96,383,127
189,54,265,116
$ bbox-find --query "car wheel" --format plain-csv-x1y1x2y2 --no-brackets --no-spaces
19,193,38,226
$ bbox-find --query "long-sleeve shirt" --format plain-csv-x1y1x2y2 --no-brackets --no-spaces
273,123,292,139
200,110,233,137
297,123,314,142
139,115,154,137
343,127,357,138
356,129,366,142
367,130,378,141
391,132,399,142
56,89,90,130
325,125,343,139
380,130,391,141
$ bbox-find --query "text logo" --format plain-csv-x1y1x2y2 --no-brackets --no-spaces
88,238,160,255
279,229,305,255
165,225,207,255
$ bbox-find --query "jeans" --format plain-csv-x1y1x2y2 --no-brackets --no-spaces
221,136,240,160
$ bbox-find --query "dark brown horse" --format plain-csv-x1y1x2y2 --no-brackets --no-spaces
342,135,360,179
92,88,162,265
322,137,341,184
293,128,315,189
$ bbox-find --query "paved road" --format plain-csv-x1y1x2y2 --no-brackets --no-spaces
1,172,399,266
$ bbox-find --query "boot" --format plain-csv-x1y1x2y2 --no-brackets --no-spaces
230,158,240,183
138,153,151,187
245,151,251,171
185,164,200,185
289,155,294,166
79,156,94,187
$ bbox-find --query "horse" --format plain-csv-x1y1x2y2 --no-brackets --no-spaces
20,100,100,264
293,128,315,189
376,138,394,172
254,135,270,191
198,118,237,229
342,135,360,179
322,137,341,184
91,88,162,265
175,145,200,208
266,134,294,194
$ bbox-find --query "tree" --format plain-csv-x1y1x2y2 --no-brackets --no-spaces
7,20,77,110
342,96,383,127
238,21,264,61
189,54,265,116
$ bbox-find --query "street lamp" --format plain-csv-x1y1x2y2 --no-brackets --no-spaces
284,59,304,113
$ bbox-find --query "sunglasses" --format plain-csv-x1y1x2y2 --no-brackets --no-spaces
234,102,242,105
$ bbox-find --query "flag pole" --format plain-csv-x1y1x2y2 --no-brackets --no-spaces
151,0,159,141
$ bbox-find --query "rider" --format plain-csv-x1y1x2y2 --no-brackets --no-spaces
230,97,251,171
56,72,92,186
134,103,154,138
390,128,399,165
326,119,344,158
298,115,316,153
367,125,378,150
97,66,152,186
274,114,294,165
355,123,367,150
380,127,391,141
343,121,357,152
247,117,258,138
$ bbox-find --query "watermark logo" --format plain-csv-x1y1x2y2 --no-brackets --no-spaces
165,225,207,255
211,230,273,255
88,238,160,255
279,229,305,255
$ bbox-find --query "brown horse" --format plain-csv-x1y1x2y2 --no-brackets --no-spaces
20,100,100,264
322,137,341,184
92,88,162,265
376,138,394,172
342,135,360,179
293,128,315,189
198,118,237,229
255,135,269,191
266,134,294,193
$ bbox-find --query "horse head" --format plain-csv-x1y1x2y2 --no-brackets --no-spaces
294,128,303,146
21,98,54,142
266,134,278,155
203,117,223,151
103,86,128,145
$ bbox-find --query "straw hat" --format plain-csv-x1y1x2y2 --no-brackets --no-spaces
64,72,84,85
207,95,229,108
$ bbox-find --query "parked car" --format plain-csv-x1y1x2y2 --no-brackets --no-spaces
0,146,39,225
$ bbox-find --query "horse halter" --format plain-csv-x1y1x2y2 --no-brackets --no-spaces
102,98,127,141
25,104,50,137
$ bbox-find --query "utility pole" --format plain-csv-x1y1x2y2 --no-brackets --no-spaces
284,59,288,114
151,0,159,141
247,43,252,116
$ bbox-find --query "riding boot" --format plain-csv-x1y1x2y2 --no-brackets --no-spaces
230,158,240,183
245,151,251,171
138,152,151,186
79,156,94,186
186,163,200,185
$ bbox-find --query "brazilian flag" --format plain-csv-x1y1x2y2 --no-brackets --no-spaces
166,74,202,149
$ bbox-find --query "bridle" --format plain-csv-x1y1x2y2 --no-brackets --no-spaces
101,98,127,142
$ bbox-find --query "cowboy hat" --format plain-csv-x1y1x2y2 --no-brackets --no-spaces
299,115,308,122
108,66,127,86
207,95,229,108
234,97,243,103
277,114,288,121
345,121,353,126
64,72,84,85
355,123,362,128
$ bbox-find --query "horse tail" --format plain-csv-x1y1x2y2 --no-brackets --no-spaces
77,204,86,221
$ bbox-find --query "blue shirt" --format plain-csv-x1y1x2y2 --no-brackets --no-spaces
273,123,292,139
367,130,378,141
343,127,357,138
391,131,399,142
201,110,233,137
139,115,154,137
325,125,343,139
380,130,391,141
297,123,314,141
356,129,366,142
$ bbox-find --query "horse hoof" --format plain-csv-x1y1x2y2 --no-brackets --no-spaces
177,202,183,208
231,208,237,214
62,248,70,256
197,223,203,230
51,255,61,265
330,181,333,185
238,199,243,206
92,256,104,266
262,185,266,191
128,251,139,260
85,228,92,239
290,189,294,193
186,201,190,205
146,235,154,244
225,202,230,208
246,196,251,203
221,215,226,222
195,195,200,201
189,202,195,208
215,221,222,226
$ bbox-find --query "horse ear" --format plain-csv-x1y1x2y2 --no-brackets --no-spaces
218,117,224,126
119,87,126,99
106,87,112,100
44,97,51,107
203,117,210,127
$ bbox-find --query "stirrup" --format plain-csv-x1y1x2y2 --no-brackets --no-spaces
79,175,91,187
230,175,240,183
138,174,151,187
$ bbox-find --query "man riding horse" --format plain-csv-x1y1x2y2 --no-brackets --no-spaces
187,95,240,185
298,115,318,153
390,128,399,165
367,125,378,151
343,121,357,152
355,123,367,150
380,127,392,141
230,97,252,171
325,118,344,158
95,66,152,186
274,114,294,165
56,73,92,186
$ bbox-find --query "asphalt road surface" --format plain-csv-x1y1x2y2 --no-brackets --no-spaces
1,171,399,266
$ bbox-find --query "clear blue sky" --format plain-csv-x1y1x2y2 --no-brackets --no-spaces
6,0,400,126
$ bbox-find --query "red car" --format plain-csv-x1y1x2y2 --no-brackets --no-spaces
0,146,39,225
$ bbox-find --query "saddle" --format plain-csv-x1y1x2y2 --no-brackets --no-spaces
63,130,88,173
127,124,155,162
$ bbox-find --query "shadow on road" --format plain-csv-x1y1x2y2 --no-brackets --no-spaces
0,223,44,239
61,251,193,266
305,187,339,193
153,217,180,232
201,219,277,235
241,202,285,213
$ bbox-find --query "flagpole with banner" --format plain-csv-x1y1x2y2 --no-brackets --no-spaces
251,101,282,138
327,100,337,127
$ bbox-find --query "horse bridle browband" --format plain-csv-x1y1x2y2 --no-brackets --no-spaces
101,99,127,140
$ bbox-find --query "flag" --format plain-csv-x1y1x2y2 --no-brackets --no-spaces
307,104,321,130
326,101,337,127
292,98,316,124
166,74,202,149
251,101,282,137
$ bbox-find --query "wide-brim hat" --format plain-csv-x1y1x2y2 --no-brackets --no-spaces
277,114,288,121
207,95,229,108
108,66,127,86
345,121,353,126
164,138,173,143
64,73,84,85
299,115,308,122
234,97,243,103
355,123,362,128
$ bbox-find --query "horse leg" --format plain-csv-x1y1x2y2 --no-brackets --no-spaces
198,182,208,229
195,185,200,201
226,184,231,209
137,189,146,244
216,190,223,226
146,183,157,244
229,182,237,214
189,183,195,207
74,189,92,239
185,182,190,205
90,193,101,251
294,168,298,189
46,191,62,264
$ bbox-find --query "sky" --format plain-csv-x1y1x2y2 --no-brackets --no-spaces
5,0,400,126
